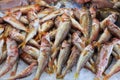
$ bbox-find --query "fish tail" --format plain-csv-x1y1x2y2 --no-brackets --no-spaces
18,41,26,48
25,28,30,33
74,72,79,79
94,76,103,80
46,59,55,74
103,75,110,80
90,64,96,73
56,74,64,79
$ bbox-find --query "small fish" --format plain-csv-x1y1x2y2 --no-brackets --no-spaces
95,43,114,80
107,21,120,39
37,8,55,19
62,46,80,78
52,14,71,54
75,43,95,79
20,16,29,24
19,19,40,48
8,62,37,80
89,18,100,43
56,38,71,78
100,13,117,30
20,52,37,65
104,59,120,80
33,34,51,80
79,8,92,38
40,9,64,23
0,38,18,77
3,15,28,32
98,28,111,44
22,45,39,59
9,4,40,13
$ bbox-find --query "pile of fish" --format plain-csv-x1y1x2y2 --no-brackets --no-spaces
0,0,120,80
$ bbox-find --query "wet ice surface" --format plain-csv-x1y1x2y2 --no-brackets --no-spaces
0,59,120,80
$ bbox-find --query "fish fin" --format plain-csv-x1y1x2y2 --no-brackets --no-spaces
35,31,46,40
53,64,57,73
103,75,110,80
46,59,54,74
74,72,79,79
51,46,56,54
18,41,26,48
25,28,30,33
94,77,99,80
94,76,103,80
56,74,64,79
86,39,91,45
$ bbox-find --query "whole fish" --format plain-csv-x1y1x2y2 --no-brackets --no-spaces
8,62,37,80
75,43,95,79
52,14,71,54
95,43,114,80
107,21,120,39
22,45,39,59
56,38,71,78
33,33,51,80
0,38,18,77
3,15,28,32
